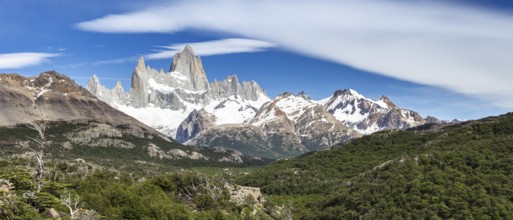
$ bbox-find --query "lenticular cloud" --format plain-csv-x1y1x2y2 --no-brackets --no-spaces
77,0,513,108
145,38,275,60
0,53,60,69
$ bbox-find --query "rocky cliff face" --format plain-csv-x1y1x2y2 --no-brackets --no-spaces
87,75,129,106
88,46,270,138
319,89,431,134
209,75,266,101
176,109,216,143
169,45,210,91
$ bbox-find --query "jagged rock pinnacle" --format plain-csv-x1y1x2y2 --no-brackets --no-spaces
136,56,146,71
182,45,194,54
91,74,100,83
298,91,310,100
169,46,210,91
115,81,123,89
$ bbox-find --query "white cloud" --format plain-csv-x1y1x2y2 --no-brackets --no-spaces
145,38,274,60
0,52,60,69
77,0,513,108
93,56,138,65
62,39,272,68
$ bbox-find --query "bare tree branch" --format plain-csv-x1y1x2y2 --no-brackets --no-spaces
18,120,47,193
61,190,83,220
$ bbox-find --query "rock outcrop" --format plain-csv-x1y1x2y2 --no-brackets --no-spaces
176,109,216,143
225,183,264,206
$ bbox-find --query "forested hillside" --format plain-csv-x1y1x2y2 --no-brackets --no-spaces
0,120,274,219
0,159,285,219
239,113,513,219
2,113,513,219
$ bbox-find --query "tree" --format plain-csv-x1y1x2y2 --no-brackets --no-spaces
60,190,82,220
17,121,47,193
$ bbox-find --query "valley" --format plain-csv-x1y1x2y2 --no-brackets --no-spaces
1,40,511,219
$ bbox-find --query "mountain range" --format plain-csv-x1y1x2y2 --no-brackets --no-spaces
2,47,504,220
88,46,269,139
88,46,440,158
0,71,267,165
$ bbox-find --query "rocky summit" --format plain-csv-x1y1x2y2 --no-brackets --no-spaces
88,46,270,138
318,89,431,134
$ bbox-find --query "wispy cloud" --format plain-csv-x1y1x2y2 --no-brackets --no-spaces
0,52,60,69
59,56,138,69
145,38,274,60
93,56,138,65
77,0,513,108
69,38,273,67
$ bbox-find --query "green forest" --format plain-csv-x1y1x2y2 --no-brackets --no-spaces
239,113,513,219
2,113,513,219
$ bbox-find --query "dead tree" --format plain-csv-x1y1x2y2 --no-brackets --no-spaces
60,190,82,220
17,120,47,193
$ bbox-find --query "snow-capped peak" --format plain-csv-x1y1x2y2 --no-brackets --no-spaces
378,95,397,109
88,45,270,139
317,88,428,134
251,92,318,126
323,89,390,112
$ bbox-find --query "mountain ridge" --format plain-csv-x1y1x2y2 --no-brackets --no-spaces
320,88,429,134
88,45,441,158
0,70,268,165
88,47,270,138
184,92,360,158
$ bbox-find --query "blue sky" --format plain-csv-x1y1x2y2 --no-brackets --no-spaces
1,0,513,120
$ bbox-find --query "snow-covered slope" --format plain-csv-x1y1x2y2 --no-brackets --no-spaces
87,46,270,139
186,92,360,158
252,92,359,149
175,95,267,143
320,89,428,134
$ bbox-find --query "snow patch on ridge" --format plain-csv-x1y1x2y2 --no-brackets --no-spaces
169,71,189,82
148,78,175,93
36,89,50,99
252,106,276,127
116,104,196,137
204,97,255,125
315,96,331,106
332,108,369,124
275,95,315,123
